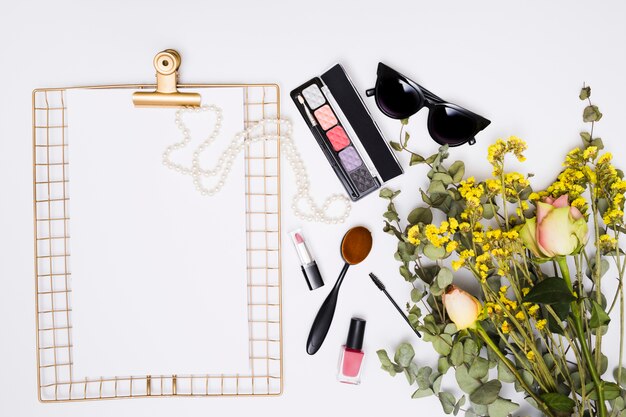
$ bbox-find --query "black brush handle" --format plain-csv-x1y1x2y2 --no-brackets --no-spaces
306,262,350,355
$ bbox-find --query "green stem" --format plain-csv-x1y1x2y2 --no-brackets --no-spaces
475,324,556,417
556,257,607,417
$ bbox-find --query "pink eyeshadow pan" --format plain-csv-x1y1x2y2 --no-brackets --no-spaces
326,126,350,151
314,105,338,130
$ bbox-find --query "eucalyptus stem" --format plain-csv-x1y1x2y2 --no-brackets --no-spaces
475,324,556,417
590,186,604,370
615,228,624,387
556,257,607,417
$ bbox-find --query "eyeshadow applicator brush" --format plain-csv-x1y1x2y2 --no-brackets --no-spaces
369,273,421,338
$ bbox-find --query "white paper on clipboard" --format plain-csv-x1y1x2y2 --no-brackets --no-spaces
67,88,251,378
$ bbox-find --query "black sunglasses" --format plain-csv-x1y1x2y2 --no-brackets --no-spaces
366,63,490,147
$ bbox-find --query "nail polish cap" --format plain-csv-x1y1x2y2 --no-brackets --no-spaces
302,262,324,291
346,317,366,350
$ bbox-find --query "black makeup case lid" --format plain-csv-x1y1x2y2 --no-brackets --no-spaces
321,64,403,182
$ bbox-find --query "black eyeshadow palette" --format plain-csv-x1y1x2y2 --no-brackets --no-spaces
291,64,402,201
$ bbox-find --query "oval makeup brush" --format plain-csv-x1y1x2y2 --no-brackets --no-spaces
306,226,373,355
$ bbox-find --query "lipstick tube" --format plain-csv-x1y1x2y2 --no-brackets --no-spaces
289,229,324,290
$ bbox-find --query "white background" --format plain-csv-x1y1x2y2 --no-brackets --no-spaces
1,1,626,416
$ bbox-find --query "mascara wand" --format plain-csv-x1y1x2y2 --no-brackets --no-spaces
369,273,421,338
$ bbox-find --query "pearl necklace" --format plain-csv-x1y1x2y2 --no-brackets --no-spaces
162,105,352,224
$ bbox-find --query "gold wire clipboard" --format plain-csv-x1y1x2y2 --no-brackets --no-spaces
32,50,283,401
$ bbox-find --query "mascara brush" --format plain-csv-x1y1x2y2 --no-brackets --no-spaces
369,272,421,337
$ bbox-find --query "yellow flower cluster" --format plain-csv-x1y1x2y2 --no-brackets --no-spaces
501,320,511,334
546,167,587,200
459,177,485,208
474,252,493,281
596,151,625,226
499,285,518,311
503,172,530,198
485,178,501,193
424,218,459,250
452,249,475,271
598,234,618,254
487,136,527,177
471,228,522,280
407,225,421,245
536,319,547,331
583,146,599,160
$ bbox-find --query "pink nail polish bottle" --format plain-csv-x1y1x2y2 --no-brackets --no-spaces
337,317,366,384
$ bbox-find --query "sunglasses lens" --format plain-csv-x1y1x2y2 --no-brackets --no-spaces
428,106,477,145
376,77,422,119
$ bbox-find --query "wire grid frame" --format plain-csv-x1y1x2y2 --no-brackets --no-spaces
32,84,283,402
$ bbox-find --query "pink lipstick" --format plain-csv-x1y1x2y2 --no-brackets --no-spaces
289,229,324,290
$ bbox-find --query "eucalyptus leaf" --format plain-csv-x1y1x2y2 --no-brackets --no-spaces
580,86,591,100
587,382,621,400
580,131,592,143
433,374,444,394
471,402,488,416
433,334,453,356
428,180,448,195
470,380,502,405
454,396,467,416
430,281,444,296
497,360,516,383
411,288,425,303
410,153,426,166
412,388,434,398
455,365,482,394
426,153,438,164
417,366,433,390
589,299,611,328
405,362,419,385
383,210,399,222
444,323,458,335
482,203,495,219
390,141,403,151
523,277,576,304
583,105,603,122
614,366,626,388
438,356,451,374
433,172,454,186
416,264,440,284
599,352,608,375
379,188,395,199
439,392,457,414
463,339,479,363
377,349,402,376
408,207,433,225
401,118,410,125
400,264,414,282
469,357,489,379
437,267,454,289
449,161,465,183
424,243,446,260
394,343,415,368
487,398,519,417
451,342,464,366
586,257,610,280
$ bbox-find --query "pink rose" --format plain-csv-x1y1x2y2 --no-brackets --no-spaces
519,194,589,258
442,285,482,330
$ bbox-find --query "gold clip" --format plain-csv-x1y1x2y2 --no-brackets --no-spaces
132,49,201,108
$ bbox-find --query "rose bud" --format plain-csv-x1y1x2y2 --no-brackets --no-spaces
519,194,589,258
442,285,482,330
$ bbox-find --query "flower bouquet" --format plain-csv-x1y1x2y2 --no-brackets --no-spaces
377,87,626,417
